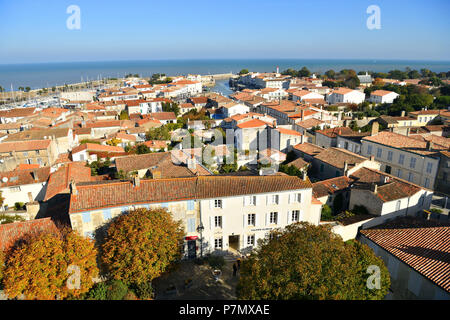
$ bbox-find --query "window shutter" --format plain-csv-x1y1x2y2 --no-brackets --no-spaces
288,194,292,204
266,195,269,205
222,199,226,209
221,216,225,229
243,214,247,228
243,196,247,206
265,213,269,226
209,216,213,230
255,213,260,227
209,200,213,209
255,195,259,206
287,210,291,224
298,193,302,203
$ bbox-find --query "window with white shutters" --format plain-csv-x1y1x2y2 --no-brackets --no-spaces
247,214,256,226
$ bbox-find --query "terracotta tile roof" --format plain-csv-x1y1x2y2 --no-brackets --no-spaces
44,162,92,201
285,157,309,170
142,140,168,149
190,97,208,104
362,131,447,156
350,167,423,202
313,176,353,198
0,140,51,153
371,90,396,96
148,112,176,121
0,107,36,118
314,147,369,170
276,127,302,136
236,119,268,129
0,218,59,253
361,224,450,292
293,143,324,156
316,126,354,138
295,118,324,128
331,87,354,95
3,128,70,142
68,175,312,213
15,163,40,170
71,143,125,154
0,167,50,188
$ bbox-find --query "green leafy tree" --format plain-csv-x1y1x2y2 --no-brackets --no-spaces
101,208,184,285
119,110,129,120
298,67,311,77
236,222,390,300
239,69,249,75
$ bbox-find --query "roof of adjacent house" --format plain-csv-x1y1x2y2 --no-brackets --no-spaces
68,175,313,213
314,147,369,170
71,143,125,154
316,126,354,138
312,176,353,198
3,128,70,142
295,118,324,129
0,107,36,119
44,162,92,201
285,157,309,170
331,88,355,95
276,127,302,136
362,131,447,156
0,167,50,188
147,112,176,121
360,221,450,292
349,167,424,202
0,140,51,153
371,90,397,97
293,142,324,156
0,218,59,252
236,118,268,129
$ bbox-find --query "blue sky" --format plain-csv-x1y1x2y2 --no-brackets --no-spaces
0,0,449,64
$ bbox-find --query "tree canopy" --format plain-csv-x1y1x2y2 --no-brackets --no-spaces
101,208,184,285
2,229,98,300
236,222,390,300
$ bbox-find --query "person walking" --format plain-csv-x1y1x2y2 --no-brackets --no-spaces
232,263,237,277
236,258,241,271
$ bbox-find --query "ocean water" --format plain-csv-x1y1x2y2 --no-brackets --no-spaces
0,59,449,91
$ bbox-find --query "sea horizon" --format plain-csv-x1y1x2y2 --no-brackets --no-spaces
1,58,449,91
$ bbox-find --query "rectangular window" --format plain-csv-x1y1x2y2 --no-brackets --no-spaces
426,163,433,174
214,199,222,208
387,151,393,161
291,210,300,222
399,154,405,165
270,212,278,224
395,200,401,211
296,193,302,203
247,214,256,226
376,148,382,158
187,217,196,233
408,172,414,182
214,216,222,228
187,200,195,211
367,145,373,155
397,169,402,179
424,178,430,189
247,235,255,246
410,157,416,169
271,195,279,205
214,238,223,249
9,186,21,192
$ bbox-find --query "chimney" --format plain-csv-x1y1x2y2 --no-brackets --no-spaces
372,183,378,194
406,127,410,136
187,154,197,170
371,121,379,136
133,174,140,187
70,179,78,196
343,161,348,175
302,170,307,181
301,109,304,121
370,155,375,162
426,141,433,151
401,110,405,117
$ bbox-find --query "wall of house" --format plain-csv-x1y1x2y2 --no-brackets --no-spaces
199,188,318,255
0,182,47,209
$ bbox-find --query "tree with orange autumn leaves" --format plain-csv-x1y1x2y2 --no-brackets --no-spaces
237,222,390,300
101,208,184,285
2,228,98,300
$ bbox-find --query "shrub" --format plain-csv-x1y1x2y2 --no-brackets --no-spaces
207,255,225,269
431,208,443,214
106,280,128,300
321,204,333,221
132,281,154,300
86,282,108,300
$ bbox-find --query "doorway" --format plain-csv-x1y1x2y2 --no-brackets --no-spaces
228,235,240,252
187,240,197,259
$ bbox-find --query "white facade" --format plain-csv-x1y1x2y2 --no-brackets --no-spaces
369,92,399,104
327,90,365,104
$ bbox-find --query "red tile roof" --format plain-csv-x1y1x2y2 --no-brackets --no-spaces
313,176,353,198
236,119,268,129
0,218,59,253
361,225,450,292
71,143,125,154
0,140,51,153
69,175,312,213
316,126,354,138
0,167,50,188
